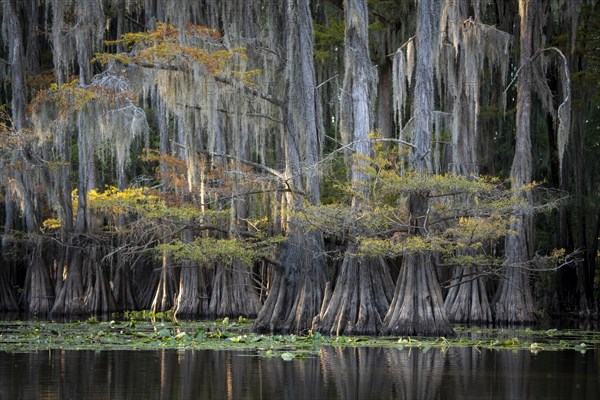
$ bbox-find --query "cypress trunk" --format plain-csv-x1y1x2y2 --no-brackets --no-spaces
493,0,537,324
384,0,453,336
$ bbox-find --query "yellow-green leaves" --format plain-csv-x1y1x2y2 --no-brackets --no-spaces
157,235,284,268
98,22,252,78
31,79,100,114
88,186,159,216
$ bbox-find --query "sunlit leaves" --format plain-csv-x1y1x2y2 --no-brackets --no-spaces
87,186,159,216
30,79,100,114
312,149,540,262
98,22,251,78
157,235,284,268
41,218,62,232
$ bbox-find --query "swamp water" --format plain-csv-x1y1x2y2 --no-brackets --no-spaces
1,346,598,400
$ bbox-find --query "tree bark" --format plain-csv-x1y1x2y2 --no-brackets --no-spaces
22,238,55,316
150,251,179,313
313,0,395,336
493,0,537,325
383,0,453,336
253,0,327,334
173,229,210,318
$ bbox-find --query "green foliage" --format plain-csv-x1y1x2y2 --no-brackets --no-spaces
2,321,599,355
314,20,344,63
98,22,256,80
305,148,562,267
30,79,100,114
157,238,254,267
156,234,284,267
88,186,160,216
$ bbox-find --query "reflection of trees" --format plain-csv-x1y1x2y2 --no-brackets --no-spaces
445,347,488,397
320,346,410,399
495,350,532,399
386,347,445,399
1,347,600,398
258,353,325,399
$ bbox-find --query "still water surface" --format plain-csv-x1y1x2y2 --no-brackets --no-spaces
1,346,598,399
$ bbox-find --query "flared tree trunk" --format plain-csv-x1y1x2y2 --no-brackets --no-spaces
173,229,209,318
209,260,260,318
313,0,394,336
0,264,18,312
254,229,328,333
112,216,138,311
384,252,454,336
283,231,328,333
444,263,492,324
494,0,537,324
314,247,393,336
253,0,326,334
384,0,453,337
136,262,161,310
22,238,55,316
112,257,138,311
84,246,117,315
150,251,179,313
0,197,19,312
50,246,86,317
494,217,536,323
174,259,209,318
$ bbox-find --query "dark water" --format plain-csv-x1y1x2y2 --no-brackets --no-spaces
0,346,598,400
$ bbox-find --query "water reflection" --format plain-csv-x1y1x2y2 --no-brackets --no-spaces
0,346,598,399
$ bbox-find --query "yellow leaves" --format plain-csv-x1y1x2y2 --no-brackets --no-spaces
157,234,284,268
87,186,159,216
446,214,510,244
106,22,249,78
92,53,133,66
30,76,135,117
230,69,263,87
42,218,62,231
30,79,100,114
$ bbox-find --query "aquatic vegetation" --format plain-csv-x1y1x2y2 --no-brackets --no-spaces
0,320,598,358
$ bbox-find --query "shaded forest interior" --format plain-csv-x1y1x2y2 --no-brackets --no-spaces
0,0,599,335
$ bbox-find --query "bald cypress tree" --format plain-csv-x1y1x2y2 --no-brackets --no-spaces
382,0,453,337
493,0,538,324
313,0,394,336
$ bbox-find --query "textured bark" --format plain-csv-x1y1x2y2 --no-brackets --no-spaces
494,217,536,323
255,229,328,333
384,253,453,336
312,0,393,337
173,230,209,318
283,231,328,333
50,247,86,317
1,1,30,312
384,0,453,336
494,0,537,324
0,196,18,312
150,252,179,313
174,260,209,318
253,0,326,334
314,247,393,336
84,247,117,315
209,260,260,318
136,263,161,310
112,260,138,311
2,0,27,131
376,58,394,139
444,263,492,324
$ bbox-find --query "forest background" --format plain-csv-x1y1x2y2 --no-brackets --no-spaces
0,0,599,336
